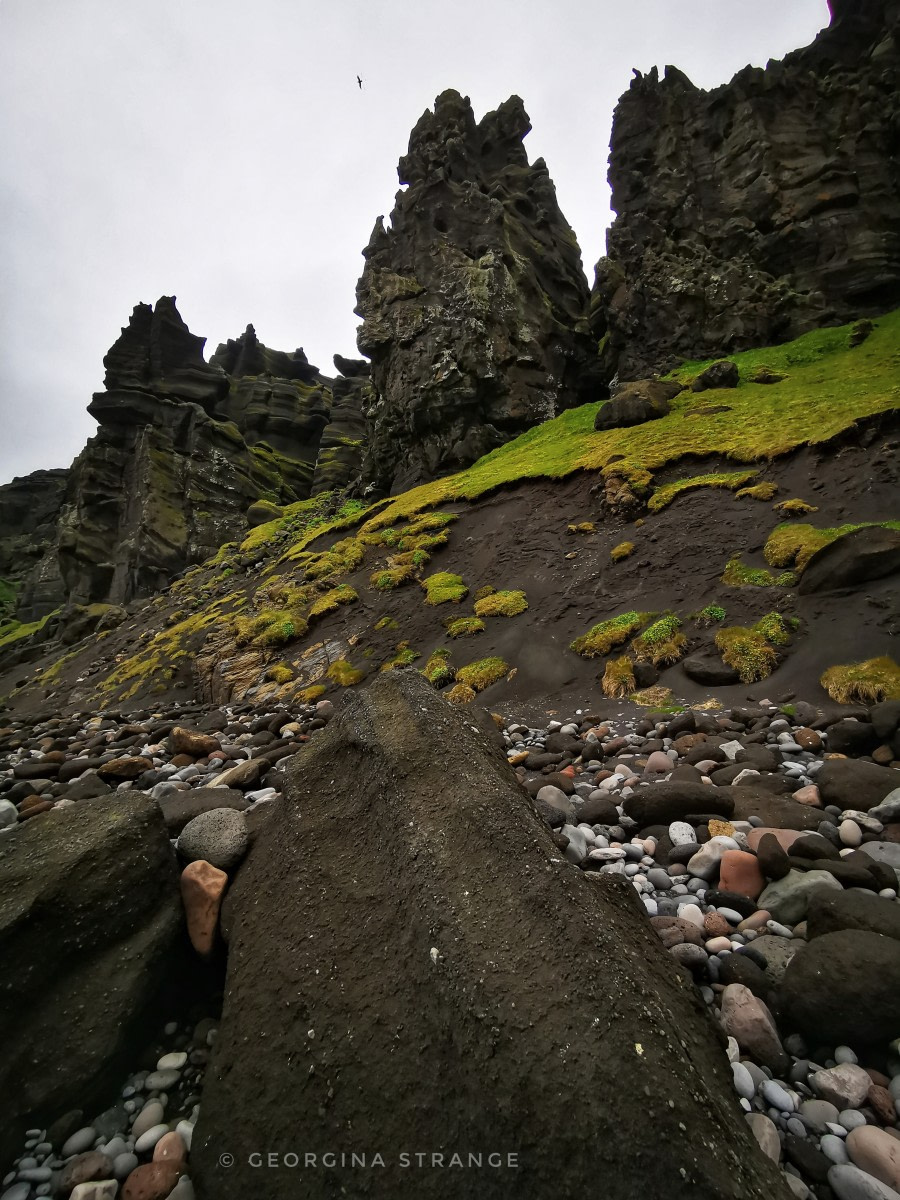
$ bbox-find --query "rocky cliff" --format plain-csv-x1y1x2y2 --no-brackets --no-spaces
0,300,368,651
592,0,900,380
355,90,601,496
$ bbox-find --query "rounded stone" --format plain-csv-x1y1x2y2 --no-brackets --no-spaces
176,808,249,872
846,1126,900,1192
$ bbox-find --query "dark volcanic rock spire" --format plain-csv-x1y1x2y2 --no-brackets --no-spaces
592,0,900,381
355,89,599,496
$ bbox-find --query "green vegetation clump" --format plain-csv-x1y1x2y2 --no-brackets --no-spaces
610,541,635,562
715,611,791,684
602,656,636,699
456,656,509,692
570,611,648,659
422,572,468,605
308,585,358,619
775,498,819,516
648,470,757,513
721,557,796,588
630,686,683,713
446,617,485,638
694,604,726,626
0,611,55,651
447,683,476,706
764,521,900,572
631,615,686,667
327,659,365,686
422,648,455,688
301,537,366,581
381,642,420,670
473,590,528,617
297,684,327,704
820,656,900,704
266,664,294,685
736,482,778,501
375,616,399,631
567,522,595,534
370,565,416,591
473,585,495,601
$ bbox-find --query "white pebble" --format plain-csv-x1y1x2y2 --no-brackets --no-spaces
134,1124,169,1154
156,1051,187,1071
820,1134,849,1164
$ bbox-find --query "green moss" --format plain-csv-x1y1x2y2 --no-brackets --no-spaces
422,648,455,688
300,537,366,581
775,498,819,516
446,616,485,638
308,585,358,619
447,682,476,706
422,572,468,605
456,656,508,692
235,609,309,648
715,612,791,684
721,557,796,588
381,641,420,671
327,659,365,686
571,611,648,658
567,521,595,534
371,565,416,591
353,309,900,534
648,470,757,513
735,482,778,501
473,585,495,601
297,684,327,704
375,616,399,631
631,615,686,666
0,610,55,651
694,604,726,626
820,656,900,704
764,521,900,572
602,655,636,699
473,590,528,617
266,664,295,685
610,541,635,562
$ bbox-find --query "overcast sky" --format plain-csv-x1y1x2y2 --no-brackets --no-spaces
0,0,830,486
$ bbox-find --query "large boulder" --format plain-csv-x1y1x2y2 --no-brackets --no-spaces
817,759,900,812
0,792,183,1169
799,526,900,594
192,672,789,1200
806,888,900,943
593,378,682,431
779,930,900,1050
622,781,733,828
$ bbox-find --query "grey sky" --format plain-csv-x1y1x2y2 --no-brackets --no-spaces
0,0,829,486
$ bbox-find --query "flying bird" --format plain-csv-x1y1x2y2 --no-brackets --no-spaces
357,75,363,89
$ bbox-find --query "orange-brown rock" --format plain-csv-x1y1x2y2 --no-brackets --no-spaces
122,1161,182,1200
152,1130,188,1168
719,850,765,900
181,860,229,956
98,756,153,780
169,726,221,758
795,728,823,751
17,800,54,821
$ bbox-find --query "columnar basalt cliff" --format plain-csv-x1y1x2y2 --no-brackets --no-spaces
0,470,70,624
591,0,900,380
355,89,601,496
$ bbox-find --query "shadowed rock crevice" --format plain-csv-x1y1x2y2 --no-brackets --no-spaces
192,671,790,1200
355,89,601,497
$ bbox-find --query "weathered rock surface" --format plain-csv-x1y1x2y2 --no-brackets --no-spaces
0,792,182,1168
591,0,900,380
799,525,900,594
311,355,370,495
192,672,789,1199
0,469,69,624
355,89,600,496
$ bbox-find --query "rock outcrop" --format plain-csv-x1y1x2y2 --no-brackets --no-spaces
192,671,789,1200
592,0,900,380
0,791,183,1169
355,90,601,496
311,354,369,494
0,469,69,623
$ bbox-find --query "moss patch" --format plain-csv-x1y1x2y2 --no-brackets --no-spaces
774,498,818,516
694,604,726,626
631,615,686,667
447,682,476,706
721,557,796,588
381,642,420,670
571,611,648,658
736,482,778,501
648,470,757,513
422,572,468,606
297,684,327,704
455,656,509,692
764,521,900,572
375,616,399,631
266,663,295,685
610,541,635,562
446,616,485,638
715,612,791,684
308,585,358,619
473,590,528,617
370,564,417,591
820,656,900,704
327,659,365,686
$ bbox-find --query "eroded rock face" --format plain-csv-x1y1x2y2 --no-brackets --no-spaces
355,90,600,496
55,300,347,609
592,0,900,380
0,469,69,622
311,355,370,495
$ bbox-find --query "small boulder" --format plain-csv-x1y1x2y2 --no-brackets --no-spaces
720,983,788,1073
691,360,739,392
180,861,229,957
176,809,249,873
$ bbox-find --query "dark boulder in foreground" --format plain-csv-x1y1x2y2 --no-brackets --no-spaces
192,672,789,1200
798,525,900,594
0,792,182,1169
